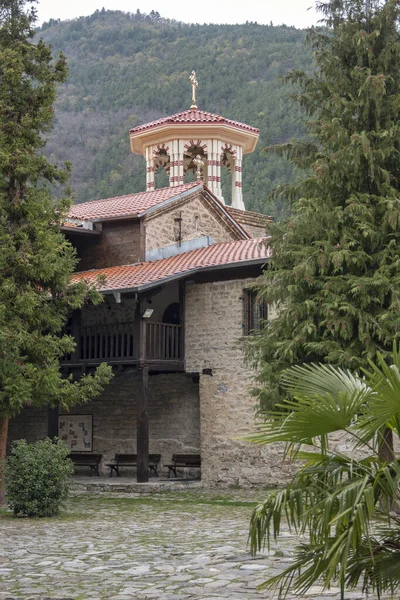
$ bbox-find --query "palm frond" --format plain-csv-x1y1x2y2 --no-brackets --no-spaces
281,362,369,399
357,351,400,442
248,345,400,597
346,521,400,595
247,388,370,447
257,541,344,599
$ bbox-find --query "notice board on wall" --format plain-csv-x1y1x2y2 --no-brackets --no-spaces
58,415,93,452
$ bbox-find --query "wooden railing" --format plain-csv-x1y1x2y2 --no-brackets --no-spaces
63,321,182,364
146,322,182,361
79,322,135,361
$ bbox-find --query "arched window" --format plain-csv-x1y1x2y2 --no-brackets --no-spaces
162,302,180,325
183,142,207,183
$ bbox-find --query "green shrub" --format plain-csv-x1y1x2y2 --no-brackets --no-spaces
5,438,74,517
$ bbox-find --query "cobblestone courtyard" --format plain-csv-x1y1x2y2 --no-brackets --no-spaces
0,487,391,600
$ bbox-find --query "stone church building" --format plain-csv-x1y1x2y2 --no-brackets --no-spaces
8,82,289,487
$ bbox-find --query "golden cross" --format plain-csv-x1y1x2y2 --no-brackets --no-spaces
189,70,198,110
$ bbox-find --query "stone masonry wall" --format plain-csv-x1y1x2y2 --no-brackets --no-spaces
145,193,240,253
184,281,382,486
8,372,200,477
8,407,48,451
240,222,268,238
74,220,141,271
185,278,292,487
225,206,271,239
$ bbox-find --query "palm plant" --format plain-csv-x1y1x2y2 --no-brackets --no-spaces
248,345,400,599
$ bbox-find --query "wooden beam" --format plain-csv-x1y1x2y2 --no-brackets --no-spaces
133,300,141,361
139,316,147,361
136,362,149,483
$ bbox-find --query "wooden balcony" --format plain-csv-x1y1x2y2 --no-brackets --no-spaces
62,321,183,370
145,322,181,361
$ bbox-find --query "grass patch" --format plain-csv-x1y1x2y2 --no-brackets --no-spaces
1,488,263,522
0,508,89,522
0,507,13,520
70,492,258,509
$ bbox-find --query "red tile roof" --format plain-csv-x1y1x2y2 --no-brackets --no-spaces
68,182,200,222
130,109,259,135
72,238,270,292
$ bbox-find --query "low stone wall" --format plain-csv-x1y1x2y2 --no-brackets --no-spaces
8,371,200,477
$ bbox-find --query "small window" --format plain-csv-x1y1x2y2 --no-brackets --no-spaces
243,290,268,335
194,215,200,232
174,214,183,243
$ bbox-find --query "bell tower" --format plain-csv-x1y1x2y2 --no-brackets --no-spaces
129,73,259,211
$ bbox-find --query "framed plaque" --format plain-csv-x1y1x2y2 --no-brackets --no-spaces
58,414,93,452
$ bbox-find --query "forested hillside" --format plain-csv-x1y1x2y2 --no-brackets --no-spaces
39,10,314,216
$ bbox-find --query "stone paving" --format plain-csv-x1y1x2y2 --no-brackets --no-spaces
0,485,393,600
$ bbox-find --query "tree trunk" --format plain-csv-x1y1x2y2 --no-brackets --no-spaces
0,417,9,506
378,427,395,464
378,427,399,514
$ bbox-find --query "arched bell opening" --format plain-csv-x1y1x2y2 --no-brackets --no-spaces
221,144,244,210
183,143,207,184
153,147,170,190
220,146,236,206
154,164,169,189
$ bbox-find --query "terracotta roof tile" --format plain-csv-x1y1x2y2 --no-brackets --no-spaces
130,109,259,135
72,238,270,292
68,182,200,221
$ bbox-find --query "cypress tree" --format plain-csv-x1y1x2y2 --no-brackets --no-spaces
253,0,400,408
0,0,112,503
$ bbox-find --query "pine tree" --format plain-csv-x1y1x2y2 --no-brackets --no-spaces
0,0,113,503
252,0,400,409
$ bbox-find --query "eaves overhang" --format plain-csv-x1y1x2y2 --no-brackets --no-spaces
87,256,269,296
130,122,259,156
67,185,203,224
62,224,100,235
65,184,249,241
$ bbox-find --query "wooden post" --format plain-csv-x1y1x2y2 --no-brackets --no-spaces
133,299,141,362
137,362,149,483
47,407,59,439
136,306,149,483
179,280,185,360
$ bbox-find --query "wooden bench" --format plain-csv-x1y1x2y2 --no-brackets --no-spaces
69,453,102,476
164,454,201,478
106,453,161,477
